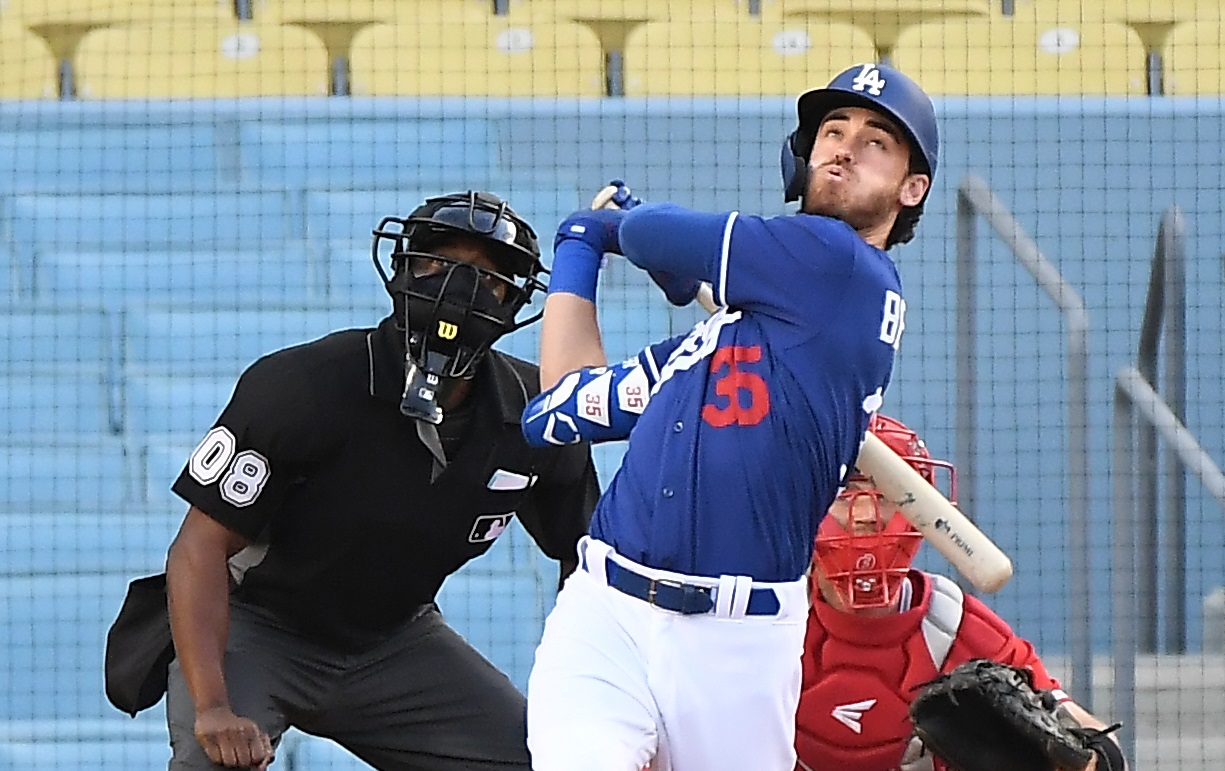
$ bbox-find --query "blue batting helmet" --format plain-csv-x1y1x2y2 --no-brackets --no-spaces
781,63,939,203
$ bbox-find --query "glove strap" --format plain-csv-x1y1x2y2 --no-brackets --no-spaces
1085,725,1126,771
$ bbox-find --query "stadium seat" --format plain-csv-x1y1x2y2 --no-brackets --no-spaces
0,125,225,195
0,738,170,771
0,307,115,372
623,16,876,96
32,244,324,307
120,306,384,375
1164,20,1225,95
891,10,1147,95
0,573,150,718
2,192,298,254
0,437,132,511
778,0,992,61
0,370,116,437
0,23,57,99
235,118,500,189
0,511,179,578
3,0,233,23
73,21,330,99
348,17,605,97
121,373,238,436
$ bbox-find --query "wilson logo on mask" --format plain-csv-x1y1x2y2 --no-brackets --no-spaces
437,320,459,340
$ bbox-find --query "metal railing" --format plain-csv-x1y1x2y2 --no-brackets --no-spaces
955,173,1092,706
1112,368,1225,764
1134,207,1188,653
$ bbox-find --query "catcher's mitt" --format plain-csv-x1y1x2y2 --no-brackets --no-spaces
909,659,1097,771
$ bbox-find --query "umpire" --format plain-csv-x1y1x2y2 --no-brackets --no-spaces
111,191,599,770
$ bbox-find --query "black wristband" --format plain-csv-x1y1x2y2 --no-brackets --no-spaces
1088,734,1127,771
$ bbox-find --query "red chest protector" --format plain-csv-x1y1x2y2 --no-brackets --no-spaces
794,571,1059,771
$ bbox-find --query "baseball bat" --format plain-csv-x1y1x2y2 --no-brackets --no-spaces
589,184,1012,592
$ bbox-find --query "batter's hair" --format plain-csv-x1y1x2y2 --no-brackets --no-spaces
885,153,928,249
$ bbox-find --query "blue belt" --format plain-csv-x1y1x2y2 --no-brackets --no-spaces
598,559,782,617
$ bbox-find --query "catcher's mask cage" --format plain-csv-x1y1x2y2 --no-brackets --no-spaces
372,191,547,423
812,414,957,610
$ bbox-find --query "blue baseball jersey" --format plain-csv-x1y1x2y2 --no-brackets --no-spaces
526,203,905,582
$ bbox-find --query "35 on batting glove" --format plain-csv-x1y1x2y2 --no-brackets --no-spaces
555,208,627,256
607,179,643,211
647,269,700,307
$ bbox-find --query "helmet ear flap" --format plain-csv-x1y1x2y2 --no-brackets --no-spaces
781,128,813,203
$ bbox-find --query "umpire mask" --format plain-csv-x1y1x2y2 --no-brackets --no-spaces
372,191,546,423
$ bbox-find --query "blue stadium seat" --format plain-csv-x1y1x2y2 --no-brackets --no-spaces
0,126,223,195
121,305,384,375
0,370,116,436
304,187,577,248
0,511,178,578
325,239,393,304
0,573,138,718
141,438,198,507
32,244,325,307
0,307,116,372
122,373,237,437
238,119,499,190
0,438,133,511
0,737,170,771
1,192,299,256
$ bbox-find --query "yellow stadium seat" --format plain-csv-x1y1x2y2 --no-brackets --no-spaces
0,23,57,98
1164,21,1225,94
3,0,234,23
891,10,1147,95
255,0,480,23
73,21,330,98
349,17,605,97
622,17,877,96
5,0,235,93
779,0,991,60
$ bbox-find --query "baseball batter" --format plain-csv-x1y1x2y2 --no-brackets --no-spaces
520,64,940,771
797,414,1125,771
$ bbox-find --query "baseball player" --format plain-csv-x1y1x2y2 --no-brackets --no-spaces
107,191,599,770
797,414,1126,771
519,63,939,771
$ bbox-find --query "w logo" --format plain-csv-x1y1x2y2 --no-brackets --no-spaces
437,320,459,340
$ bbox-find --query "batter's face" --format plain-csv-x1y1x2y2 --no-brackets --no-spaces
802,106,930,247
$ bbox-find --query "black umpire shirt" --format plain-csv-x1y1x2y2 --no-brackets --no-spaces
171,316,599,651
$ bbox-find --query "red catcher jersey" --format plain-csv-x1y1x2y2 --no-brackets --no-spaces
794,570,1061,771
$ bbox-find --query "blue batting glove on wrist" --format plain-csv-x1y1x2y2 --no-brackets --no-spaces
647,269,700,307
607,179,643,211
555,208,627,256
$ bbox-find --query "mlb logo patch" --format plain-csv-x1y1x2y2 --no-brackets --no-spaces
469,513,515,543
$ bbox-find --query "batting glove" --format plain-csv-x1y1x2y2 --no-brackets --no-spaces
554,208,627,256
606,179,643,211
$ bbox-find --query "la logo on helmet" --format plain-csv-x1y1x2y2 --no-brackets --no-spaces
851,64,887,96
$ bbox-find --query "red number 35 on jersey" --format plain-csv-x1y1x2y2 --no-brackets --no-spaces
702,345,770,428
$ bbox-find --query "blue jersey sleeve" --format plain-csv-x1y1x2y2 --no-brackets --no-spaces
522,336,685,447
618,203,731,285
714,213,869,324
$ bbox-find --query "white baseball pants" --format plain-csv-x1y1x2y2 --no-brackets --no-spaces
527,537,808,771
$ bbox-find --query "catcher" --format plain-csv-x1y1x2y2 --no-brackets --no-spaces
795,414,1126,771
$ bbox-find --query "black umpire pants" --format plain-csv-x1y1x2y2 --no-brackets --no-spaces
166,602,532,771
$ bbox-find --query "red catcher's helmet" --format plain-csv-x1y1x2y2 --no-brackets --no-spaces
811,414,957,610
